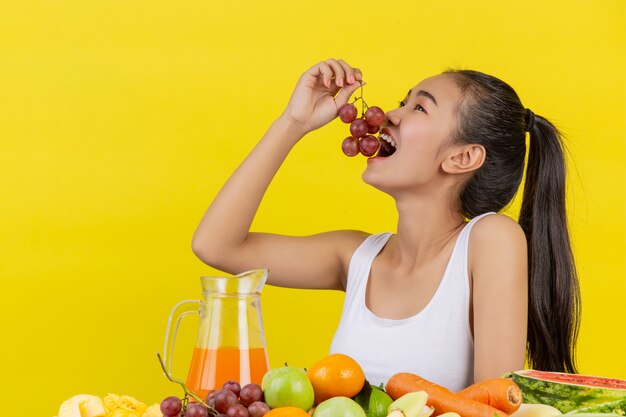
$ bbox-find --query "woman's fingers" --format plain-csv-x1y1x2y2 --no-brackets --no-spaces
334,80,364,107
337,59,362,85
313,61,334,88
325,59,347,87
305,59,362,89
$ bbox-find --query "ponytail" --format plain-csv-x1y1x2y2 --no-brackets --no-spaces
445,70,581,373
518,113,581,373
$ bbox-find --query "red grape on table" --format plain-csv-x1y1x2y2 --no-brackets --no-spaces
222,380,242,397
160,396,182,417
186,402,209,417
215,389,239,414
226,403,249,417
247,401,270,417
239,383,264,407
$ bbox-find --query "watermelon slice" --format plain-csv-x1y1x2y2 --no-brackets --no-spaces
511,370,626,414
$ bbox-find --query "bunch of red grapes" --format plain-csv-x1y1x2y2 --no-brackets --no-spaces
160,381,269,417
339,101,385,157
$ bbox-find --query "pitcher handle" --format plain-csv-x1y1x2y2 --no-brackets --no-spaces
162,299,202,377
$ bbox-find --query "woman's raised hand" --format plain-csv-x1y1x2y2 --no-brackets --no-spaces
281,59,363,136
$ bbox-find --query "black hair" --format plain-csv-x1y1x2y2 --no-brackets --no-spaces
445,69,581,373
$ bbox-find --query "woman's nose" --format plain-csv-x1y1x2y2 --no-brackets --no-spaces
384,107,401,127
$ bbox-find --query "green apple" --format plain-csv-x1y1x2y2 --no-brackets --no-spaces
313,397,367,417
261,366,314,411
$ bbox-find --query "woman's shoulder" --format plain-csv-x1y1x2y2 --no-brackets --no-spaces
469,213,527,263
470,213,525,240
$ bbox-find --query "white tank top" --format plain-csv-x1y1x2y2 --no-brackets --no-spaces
329,212,495,391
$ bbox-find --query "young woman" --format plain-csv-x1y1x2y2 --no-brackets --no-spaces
191,59,580,390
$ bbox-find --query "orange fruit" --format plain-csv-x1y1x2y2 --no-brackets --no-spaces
265,407,311,417
307,353,366,404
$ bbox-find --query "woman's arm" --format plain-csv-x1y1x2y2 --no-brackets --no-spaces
192,59,365,289
469,214,528,382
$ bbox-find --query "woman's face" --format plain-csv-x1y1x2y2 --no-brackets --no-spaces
362,73,465,196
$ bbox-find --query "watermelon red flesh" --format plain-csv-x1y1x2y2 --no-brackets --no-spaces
511,370,626,413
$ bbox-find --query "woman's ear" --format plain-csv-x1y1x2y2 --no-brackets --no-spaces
442,144,486,174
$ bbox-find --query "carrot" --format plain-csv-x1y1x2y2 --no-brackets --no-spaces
386,372,508,417
458,378,522,414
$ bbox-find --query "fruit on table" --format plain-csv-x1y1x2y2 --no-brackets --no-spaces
142,404,163,417
261,366,315,411
307,353,365,405
103,393,151,416
160,396,182,416
386,392,434,417
312,396,367,417
563,414,623,417
195,380,268,417
356,385,394,417
511,370,626,413
58,394,106,417
264,406,310,417
568,399,626,415
56,393,159,417
510,403,563,417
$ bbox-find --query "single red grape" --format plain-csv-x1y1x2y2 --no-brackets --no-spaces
206,389,221,408
366,121,380,134
359,135,380,157
160,396,182,417
365,106,385,126
239,384,263,406
247,401,270,417
222,380,241,397
186,403,209,417
215,389,239,414
342,136,359,157
339,103,358,123
226,403,250,417
350,119,368,138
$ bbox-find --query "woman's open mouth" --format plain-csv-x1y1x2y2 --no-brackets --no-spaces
377,130,397,157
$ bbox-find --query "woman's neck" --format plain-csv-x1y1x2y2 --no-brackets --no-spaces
390,194,466,274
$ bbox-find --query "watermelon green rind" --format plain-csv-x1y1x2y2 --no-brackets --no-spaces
512,370,626,413
566,399,626,416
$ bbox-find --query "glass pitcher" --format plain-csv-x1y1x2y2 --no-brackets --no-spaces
163,269,270,399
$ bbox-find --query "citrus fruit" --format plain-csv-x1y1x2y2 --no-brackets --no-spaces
312,397,367,417
265,406,311,417
367,387,393,417
307,353,365,404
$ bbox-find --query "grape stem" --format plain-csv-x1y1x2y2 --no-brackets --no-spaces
156,352,218,416
350,81,370,116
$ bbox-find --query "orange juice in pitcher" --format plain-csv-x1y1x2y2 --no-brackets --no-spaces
162,269,270,399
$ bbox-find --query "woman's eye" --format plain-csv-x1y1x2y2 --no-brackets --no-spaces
399,101,406,107
414,104,426,113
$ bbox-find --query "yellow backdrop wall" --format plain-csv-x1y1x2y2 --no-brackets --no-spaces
1,1,624,416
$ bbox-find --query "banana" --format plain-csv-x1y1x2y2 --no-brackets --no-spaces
387,391,434,417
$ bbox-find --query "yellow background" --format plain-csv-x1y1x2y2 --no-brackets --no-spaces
1,1,625,415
